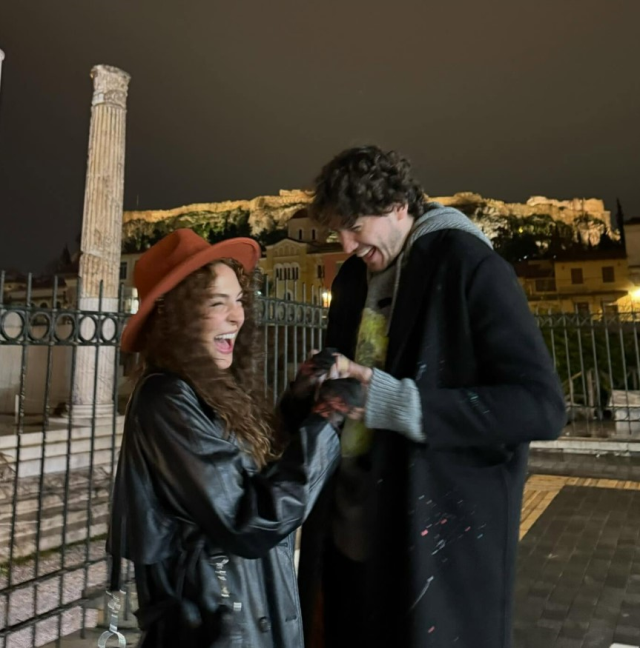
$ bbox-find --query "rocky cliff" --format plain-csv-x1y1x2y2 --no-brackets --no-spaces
122,190,615,252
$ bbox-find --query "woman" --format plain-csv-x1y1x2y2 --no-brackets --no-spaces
108,229,342,648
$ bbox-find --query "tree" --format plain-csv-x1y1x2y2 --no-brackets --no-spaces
615,198,626,252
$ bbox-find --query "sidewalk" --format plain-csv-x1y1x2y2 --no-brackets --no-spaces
514,451,640,648
40,450,640,648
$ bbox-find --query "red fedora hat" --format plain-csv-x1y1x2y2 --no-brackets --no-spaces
121,229,261,353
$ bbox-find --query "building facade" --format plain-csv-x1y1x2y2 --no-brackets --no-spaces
515,251,637,314
259,210,349,305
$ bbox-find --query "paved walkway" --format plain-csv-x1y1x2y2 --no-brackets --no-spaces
514,452,640,647
23,451,640,648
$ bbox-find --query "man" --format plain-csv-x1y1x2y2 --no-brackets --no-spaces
296,146,566,648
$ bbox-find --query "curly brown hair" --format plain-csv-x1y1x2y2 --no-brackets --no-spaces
136,260,278,468
310,145,426,229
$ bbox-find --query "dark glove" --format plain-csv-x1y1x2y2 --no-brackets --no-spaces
312,378,366,426
290,347,339,398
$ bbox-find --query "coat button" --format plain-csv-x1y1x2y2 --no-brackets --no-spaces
258,616,271,633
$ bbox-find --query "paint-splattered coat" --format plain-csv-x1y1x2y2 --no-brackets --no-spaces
297,230,566,648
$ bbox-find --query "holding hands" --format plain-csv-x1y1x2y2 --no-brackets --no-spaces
290,347,341,398
291,348,372,424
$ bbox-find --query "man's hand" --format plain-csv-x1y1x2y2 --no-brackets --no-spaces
312,378,366,426
332,354,373,386
290,348,340,398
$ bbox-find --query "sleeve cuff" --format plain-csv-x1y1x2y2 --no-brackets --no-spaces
364,369,426,443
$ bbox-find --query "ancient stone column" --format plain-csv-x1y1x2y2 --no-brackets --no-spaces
72,65,130,423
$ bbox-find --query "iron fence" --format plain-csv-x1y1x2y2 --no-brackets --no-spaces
535,310,640,439
1,270,639,646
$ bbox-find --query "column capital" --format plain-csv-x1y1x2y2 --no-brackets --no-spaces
90,65,131,108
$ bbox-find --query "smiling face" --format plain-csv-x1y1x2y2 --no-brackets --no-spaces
202,262,246,369
333,204,414,273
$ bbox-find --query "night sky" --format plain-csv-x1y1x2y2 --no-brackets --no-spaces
0,0,638,273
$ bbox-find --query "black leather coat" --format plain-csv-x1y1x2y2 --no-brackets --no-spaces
108,371,340,648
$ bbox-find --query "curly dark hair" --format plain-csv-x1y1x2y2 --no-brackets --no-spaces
136,260,279,468
310,145,426,228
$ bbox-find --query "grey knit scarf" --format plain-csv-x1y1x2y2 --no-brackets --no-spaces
386,202,493,333
403,201,493,255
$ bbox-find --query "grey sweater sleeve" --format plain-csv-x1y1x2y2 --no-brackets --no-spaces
364,369,426,442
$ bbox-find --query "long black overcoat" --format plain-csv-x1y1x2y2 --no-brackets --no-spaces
298,230,566,648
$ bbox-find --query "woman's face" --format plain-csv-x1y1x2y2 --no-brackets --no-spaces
202,263,245,369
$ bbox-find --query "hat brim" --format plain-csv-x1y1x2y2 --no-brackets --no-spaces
120,237,261,353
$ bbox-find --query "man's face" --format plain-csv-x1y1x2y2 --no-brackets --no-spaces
334,205,412,273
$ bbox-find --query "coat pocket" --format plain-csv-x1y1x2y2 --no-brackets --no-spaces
274,543,301,623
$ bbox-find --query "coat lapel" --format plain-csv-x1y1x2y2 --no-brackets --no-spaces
385,246,435,376
326,257,367,356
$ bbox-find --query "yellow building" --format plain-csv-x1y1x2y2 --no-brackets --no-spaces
516,251,636,314
626,218,640,291
259,210,348,305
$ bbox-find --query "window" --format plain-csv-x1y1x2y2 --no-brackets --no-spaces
602,266,615,283
312,229,317,241
277,265,299,282
575,302,590,314
570,268,583,285
298,229,303,241
317,265,325,279
119,261,128,281
535,279,556,292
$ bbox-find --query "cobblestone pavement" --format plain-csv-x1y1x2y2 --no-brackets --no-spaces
4,450,640,648
514,469,640,648
1,540,107,648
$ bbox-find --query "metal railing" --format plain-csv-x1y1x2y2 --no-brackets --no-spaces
0,272,326,648
0,274,125,648
535,310,640,439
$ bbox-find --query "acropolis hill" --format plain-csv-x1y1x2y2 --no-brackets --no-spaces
122,190,615,250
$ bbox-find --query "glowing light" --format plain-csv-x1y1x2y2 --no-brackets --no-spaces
321,290,332,308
